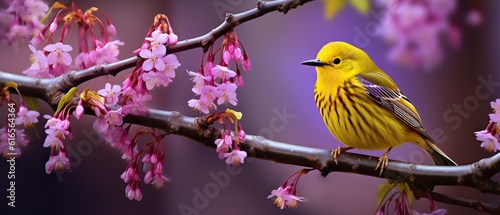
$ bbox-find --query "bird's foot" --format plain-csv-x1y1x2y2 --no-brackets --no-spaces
375,148,392,176
331,147,353,165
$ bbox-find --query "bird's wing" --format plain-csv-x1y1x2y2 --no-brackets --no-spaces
356,74,433,141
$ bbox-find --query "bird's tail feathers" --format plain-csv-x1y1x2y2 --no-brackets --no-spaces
425,139,457,166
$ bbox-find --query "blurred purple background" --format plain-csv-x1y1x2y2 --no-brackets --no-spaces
1,0,499,214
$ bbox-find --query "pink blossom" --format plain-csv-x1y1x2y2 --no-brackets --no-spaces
44,115,62,128
491,99,500,113
238,128,246,143
125,184,143,201
30,29,45,46
235,75,244,86
102,126,130,149
223,45,243,64
267,186,305,209
475,130,500,152
139,48,166,71
1,0,47,45
144,159,169,188
489,113,500,123
73,103,84,120
243,58,251,71
6,25,31,45
151,174,169,188
44,42,73,76
15,105,39,128
23,44,51,78
98,83,122,106
204,60,214,76
44,123,70,142
94,40,124,65
188,98,215,114
145,30,168,51
120,143,139,160
121,167,137,183
105,108,124,126
122,166,143,201
377,0,459,70
45,152,70,174
122,94,151,115
107,24,117,36
43,134,64,148
75,40,123,69
223,50,231,64
162,54,180,74
215,133,232,158
142,71,171,90
188,85,218,113
49,21,57,33
44,42,73,65
200,85,218,101
44,116,70,141
211,65,236,81
188,70,211,94
216,83,238,106
168,32,178,45
74,52,92,69
223,149,247,165
93,117,109,132
9,0,49,19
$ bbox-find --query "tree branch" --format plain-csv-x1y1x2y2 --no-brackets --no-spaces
33,0,315,93
424,192,500,214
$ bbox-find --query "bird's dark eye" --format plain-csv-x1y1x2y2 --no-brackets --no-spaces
333,58,341,65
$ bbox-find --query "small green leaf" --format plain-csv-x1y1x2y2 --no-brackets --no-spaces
23,96,39,111
323,0,346,20
41,1,67,23
349,0,370,15
376,181,396,209
56,87,78,114
3,81,18,90
403,183,414,207
225,108,242,120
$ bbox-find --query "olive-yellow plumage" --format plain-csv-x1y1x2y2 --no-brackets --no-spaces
302,41,456,172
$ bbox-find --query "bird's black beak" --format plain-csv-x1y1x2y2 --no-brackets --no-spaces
301,59,328,67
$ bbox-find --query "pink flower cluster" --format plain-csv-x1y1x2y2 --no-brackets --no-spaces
377,0,481,70
376,181,447,215
122,16,179,118
188,31,250,114
268,169,310,209
118,131,169,201
0,0,48,46
43,115,71,173
0,89,38,158
215,129,247,165
22,2,122,78
138,30,180,91
212,110,247,165
142,142,169,189
475,99,500,152
91,83,135,159
23,42,73,78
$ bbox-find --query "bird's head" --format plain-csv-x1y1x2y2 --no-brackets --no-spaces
302,41,379,84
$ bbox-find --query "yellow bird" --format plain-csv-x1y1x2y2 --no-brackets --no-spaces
302,41,457,174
